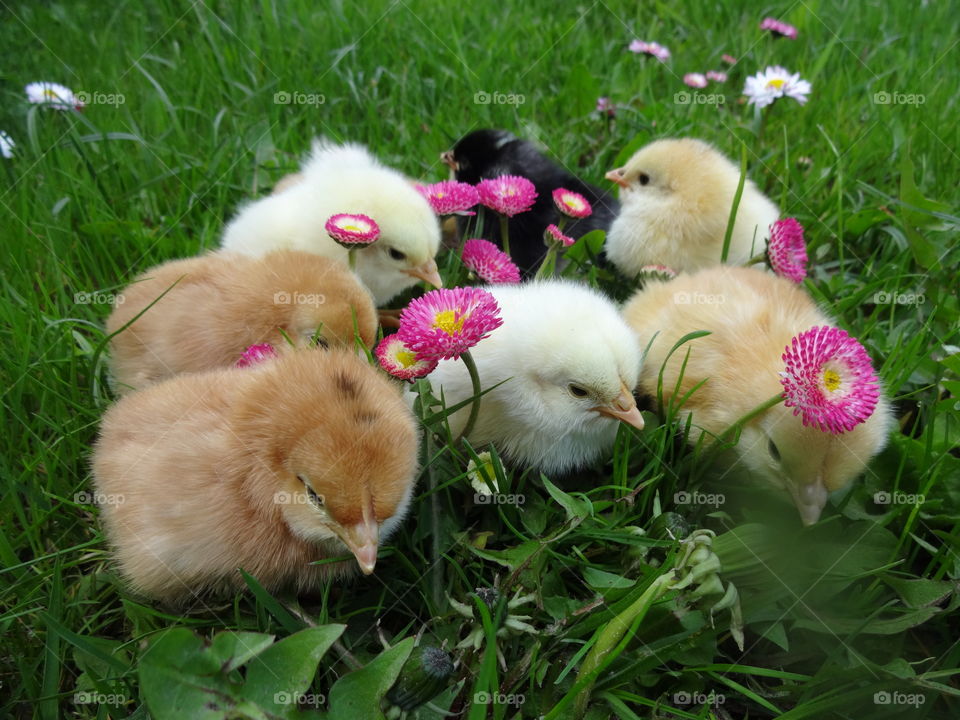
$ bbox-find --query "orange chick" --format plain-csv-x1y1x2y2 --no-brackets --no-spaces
623,266,891,524
92,349,419,604
107,250,377,393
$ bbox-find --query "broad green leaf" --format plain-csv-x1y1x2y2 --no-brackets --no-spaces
327,637,415,720
583,567,635,590
542,476,592,521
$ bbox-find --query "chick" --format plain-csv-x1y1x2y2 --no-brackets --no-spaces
107,250,377,393
424,281,643,474
622,266,891,524
92,349,419,603
222,140,442,305
442,129,619,275
605,138,779,276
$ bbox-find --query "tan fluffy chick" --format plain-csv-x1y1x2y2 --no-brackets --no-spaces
107,250,376,393
623,266,891,524
605,138,780,275
92,349,419,604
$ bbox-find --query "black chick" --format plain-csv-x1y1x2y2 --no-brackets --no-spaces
442,129,619,275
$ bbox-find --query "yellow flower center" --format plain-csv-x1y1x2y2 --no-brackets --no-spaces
43,89,60,98
433,309,465,335
436,191,446,199
396,350,418,368
767,78,786,90
822,368,841,392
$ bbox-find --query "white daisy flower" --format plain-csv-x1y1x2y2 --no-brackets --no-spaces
467,452,500,497
743,66,811,108
25,81,83,110
0,131,14,159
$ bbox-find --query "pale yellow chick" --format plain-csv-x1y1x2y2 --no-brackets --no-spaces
92,349,419,604
622,266,891,524
107,250,376,393
605,138,780,275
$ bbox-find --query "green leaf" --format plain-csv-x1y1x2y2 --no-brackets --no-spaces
885,577,955,609
899,153,945,268
327,637,415,720
541,476,593,521
583,567,635,590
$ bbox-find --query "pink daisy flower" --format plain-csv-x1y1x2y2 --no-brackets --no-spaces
398,287,503,361
768,218,808,283
544,224,575,248
418,180,480,216
476,175,537,217
706,70,728,83
325,213,380,246
461,239,521,284
637,264,678,281
552,188,593,219
596,96,616,117
629,40,670,61
375,335,437,381
780,326,881,434
760,17,798,39
236,343,278,368
683,73,708,89
722,54,738,65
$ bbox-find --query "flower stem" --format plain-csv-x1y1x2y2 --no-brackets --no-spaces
534,245,558,280
745,252,767,266
348,249,357,270
499,215,511,256
456,351,483,442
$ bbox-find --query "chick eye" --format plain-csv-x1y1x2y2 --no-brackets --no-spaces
767,439,781,463
388,248,406,261
568,383,590,398
638,173,650,186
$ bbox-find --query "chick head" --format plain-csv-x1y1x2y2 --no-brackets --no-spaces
238,349,419,574
737,398,892,525
441,129,516,182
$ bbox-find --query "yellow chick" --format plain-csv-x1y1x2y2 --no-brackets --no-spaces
221,140,442,305
107,250,377,393
92,349,419,604
605,138,780,275
622,266,891,524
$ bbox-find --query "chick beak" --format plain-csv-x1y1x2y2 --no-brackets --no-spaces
593,383,645,430
336,515,380,575
605,168,629,188
440,150,458,171
789,478,828,526
404,258,443,288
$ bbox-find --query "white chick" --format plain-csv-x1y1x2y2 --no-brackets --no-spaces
605,138,780,275
424,281,644,474
222,140,442,305
92,349,419,604
622,266,892,524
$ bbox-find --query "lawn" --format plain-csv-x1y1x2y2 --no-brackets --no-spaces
1,0,958,718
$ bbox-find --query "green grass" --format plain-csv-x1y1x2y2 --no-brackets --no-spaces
2,0,958,717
